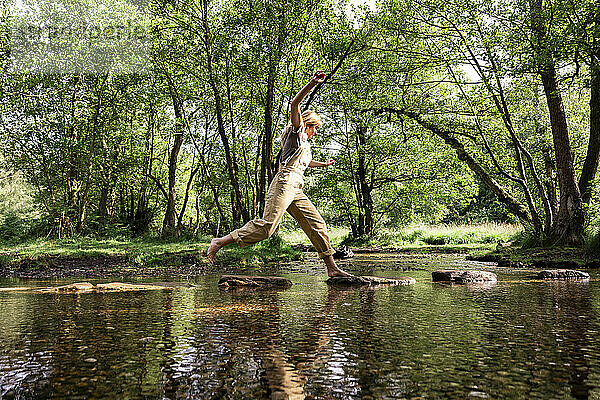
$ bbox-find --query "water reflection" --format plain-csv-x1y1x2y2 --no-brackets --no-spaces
1,260,600,399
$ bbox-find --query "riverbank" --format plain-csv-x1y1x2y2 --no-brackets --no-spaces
2,223,596,279
0,236,303,279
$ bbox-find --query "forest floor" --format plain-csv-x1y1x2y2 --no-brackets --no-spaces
0,224,597,278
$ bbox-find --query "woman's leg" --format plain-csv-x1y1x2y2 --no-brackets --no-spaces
287,194,352,277
207,175,295,263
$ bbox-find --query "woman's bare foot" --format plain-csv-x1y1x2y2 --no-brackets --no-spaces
206,238,221,264
323,255,353,277
327,267,353,278
206,234,234,264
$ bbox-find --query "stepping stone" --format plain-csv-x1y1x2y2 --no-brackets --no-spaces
326,276,415,286
537,269,590,280
432,270,497,284
218,275,293,289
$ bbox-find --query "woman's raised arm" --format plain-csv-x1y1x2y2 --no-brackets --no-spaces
290,71,325,130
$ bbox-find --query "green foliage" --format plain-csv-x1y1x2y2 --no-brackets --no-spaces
0,167,41,241
584,228,600,254
1,0,599,246
512,230,547,249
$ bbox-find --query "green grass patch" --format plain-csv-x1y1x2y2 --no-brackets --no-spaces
0,234,303,269
218,235,302,266
335,223,520,249
0,236,210,259
585,229,600,254
280,226,349,247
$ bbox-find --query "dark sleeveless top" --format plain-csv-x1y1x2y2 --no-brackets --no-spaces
280,124,305,166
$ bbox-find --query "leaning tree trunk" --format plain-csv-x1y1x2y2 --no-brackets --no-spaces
530,0,585,244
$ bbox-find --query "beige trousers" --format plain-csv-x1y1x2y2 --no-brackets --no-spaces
231,168,335,259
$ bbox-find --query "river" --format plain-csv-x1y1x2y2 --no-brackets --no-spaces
1,252,598,399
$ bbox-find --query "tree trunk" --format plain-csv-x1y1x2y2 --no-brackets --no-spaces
77,78,104,232
530,0,585,244
258,10,286,216
201,0,249,225
579,15,600,207
356,126,374,235
258,64,276,216
177,162,200,233
162,88,184,238
65,77,81,231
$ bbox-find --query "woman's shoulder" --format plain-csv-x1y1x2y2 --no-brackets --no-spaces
289,122,306,137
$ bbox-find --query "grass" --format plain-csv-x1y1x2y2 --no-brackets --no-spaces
0,236,210,259
0,234,302,269
332,223,521,249
280,226,349,247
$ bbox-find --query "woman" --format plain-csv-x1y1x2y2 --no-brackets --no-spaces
207,71,352,277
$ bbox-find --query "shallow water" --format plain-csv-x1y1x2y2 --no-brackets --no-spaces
1,253,599,399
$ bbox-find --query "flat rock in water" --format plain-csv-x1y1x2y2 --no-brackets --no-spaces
218,275,292,289
96,282,168,291
432,270,497,284
40,282,95,293
537,269,590,280
40,282,169,293
326,276,415,286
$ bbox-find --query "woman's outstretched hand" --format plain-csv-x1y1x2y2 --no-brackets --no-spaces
311,70,326,85
308,159,335,168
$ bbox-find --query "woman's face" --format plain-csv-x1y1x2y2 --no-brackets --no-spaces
306,124,319,139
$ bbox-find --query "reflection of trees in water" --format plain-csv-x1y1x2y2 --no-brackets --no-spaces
2,291,177,398
0,293,54,399
221,291,305,399
158,290,179,399
169,286,380,400
479,281,593,399
549,282,592,400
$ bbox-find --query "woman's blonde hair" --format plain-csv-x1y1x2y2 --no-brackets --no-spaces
281,110,322,146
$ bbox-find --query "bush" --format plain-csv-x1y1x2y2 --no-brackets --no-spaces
585,229,600,254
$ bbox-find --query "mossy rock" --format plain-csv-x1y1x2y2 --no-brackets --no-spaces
432,270,497,284
218,275,293,289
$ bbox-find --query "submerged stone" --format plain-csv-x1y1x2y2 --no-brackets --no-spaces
432,270,497,284
537,269,590,280
326,275,415,286
40,282,95,292
218,275,293,289
95,282,168,291
40,282,169,293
